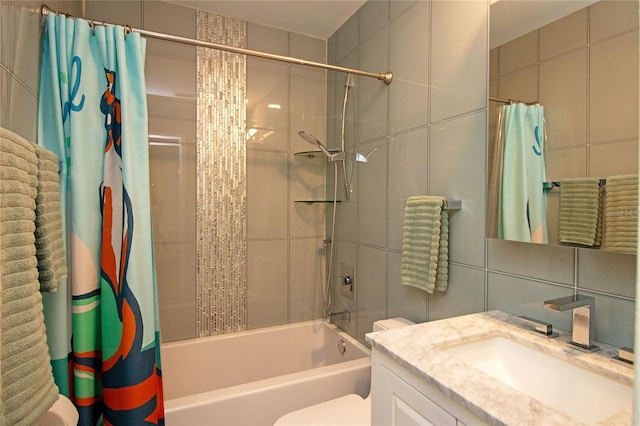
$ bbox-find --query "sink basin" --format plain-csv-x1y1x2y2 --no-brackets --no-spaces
442,336,632,424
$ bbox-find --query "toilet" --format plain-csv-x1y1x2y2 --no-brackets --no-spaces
35,394,79,426
274,317,415,426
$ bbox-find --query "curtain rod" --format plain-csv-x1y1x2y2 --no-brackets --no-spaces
489,96,538,105
40,4,393,85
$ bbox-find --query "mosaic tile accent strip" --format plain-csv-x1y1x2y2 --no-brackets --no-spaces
196,11,247,336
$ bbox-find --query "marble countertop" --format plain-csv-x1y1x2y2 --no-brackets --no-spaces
366,310,634,426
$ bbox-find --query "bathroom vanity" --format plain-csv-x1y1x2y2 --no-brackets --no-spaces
367,311,633,425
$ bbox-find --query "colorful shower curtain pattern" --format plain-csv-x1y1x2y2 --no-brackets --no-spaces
499,103,548,244
38,13,164,425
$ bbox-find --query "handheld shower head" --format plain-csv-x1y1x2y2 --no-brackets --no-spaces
354,152,368,163
298,131,334,160
345,73,353,88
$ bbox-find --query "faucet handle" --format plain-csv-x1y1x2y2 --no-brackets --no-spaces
614,347,634,365
518,315,559,338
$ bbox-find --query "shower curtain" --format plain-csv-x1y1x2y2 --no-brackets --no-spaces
38,13,164,425
498,103,548,244
487,105,504,239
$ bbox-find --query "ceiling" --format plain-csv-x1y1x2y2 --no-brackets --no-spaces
170,0,366,39
490,0,597,49
171,0,597,45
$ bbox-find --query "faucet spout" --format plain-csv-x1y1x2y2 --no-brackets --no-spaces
328,310,350,324
544,295,599,352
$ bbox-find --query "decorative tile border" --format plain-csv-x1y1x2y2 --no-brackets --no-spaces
196,11,247,335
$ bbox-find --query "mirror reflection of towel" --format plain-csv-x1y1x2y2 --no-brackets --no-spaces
559,177,603,247
603,175,638,254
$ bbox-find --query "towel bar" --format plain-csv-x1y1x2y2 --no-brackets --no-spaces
445,200,462,210
544,179,606,190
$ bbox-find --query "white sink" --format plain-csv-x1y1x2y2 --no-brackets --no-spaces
442,336,632,424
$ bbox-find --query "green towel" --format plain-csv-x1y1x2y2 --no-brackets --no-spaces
0,193,35,210
37,157,59,173
0,232,35,250
0,220,36,235
0,207,36,223
1,269,39,289
37,169,59,183
559,178,603,247
603,175,638,254
0,244,36,262
0,150,38,176
1,126,59,425
34,209,61,226
34,144,67,292
0,164,38,188
35,191,62,204
401,196,449,294
0,131,37,161
0,179,37,199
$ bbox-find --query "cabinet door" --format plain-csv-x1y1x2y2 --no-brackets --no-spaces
380,366,457,426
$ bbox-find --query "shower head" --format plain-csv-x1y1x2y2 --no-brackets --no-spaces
298,131,334,160
354,152,368,163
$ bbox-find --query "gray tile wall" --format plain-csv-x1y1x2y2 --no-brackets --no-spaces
1,0,81,142
245,24,327,329
327,0,489,344
329,0,636,349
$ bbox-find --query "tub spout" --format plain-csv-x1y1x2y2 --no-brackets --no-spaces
328,310,350,324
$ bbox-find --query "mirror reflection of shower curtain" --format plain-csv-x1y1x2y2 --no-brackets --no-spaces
487,105,504,239
498,103,548,244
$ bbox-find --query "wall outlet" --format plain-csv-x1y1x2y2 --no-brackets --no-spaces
339,262,355,300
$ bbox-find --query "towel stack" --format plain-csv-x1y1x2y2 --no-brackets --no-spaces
34,145,67,292
603,175,638,254
0,127,59,426
401,196,449,294
558,177,604,247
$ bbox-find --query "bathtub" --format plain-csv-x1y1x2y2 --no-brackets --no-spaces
162,320,371,425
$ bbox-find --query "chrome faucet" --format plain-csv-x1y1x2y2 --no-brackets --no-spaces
544,295,599,352
328,310,350,324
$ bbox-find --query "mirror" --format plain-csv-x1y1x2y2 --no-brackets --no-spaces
488,0,639,250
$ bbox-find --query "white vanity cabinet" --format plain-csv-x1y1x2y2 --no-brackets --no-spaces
371,349,487,426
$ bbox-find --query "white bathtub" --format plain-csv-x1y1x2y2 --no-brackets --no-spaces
162,320,371,426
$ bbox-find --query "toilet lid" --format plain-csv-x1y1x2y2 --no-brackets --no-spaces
35,395,79,426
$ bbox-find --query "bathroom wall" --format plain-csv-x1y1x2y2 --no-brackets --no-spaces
327,0,489,343
329,0,636,348
1,0,81,142
245,24,327,329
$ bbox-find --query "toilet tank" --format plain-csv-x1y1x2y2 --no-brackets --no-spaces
372,318,415,332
